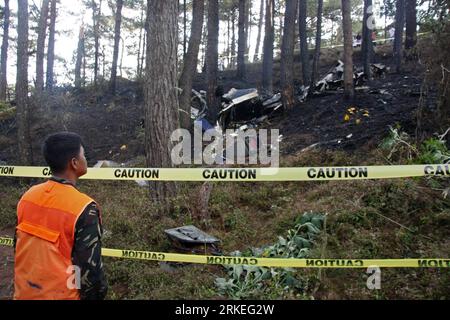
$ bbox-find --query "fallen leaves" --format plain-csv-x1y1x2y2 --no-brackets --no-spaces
344,106,370,125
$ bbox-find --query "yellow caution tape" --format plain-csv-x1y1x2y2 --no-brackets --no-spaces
0,237,13,247
0,237,448,268
0,164,449,181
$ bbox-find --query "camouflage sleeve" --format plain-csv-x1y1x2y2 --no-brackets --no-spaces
72,202,108,300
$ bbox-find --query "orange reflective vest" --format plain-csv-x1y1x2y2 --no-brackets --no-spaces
14,180,97,300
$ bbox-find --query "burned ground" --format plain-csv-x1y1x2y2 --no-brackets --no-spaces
0,43,442,165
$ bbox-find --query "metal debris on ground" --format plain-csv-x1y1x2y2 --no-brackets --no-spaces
218,88,282,130
310,60,388,96
190,61,388,131
93,160,120,168
164,225,221,255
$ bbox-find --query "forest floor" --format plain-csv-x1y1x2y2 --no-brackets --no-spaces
0,41,449,300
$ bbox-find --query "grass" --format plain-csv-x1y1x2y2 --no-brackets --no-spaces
0,149,449,299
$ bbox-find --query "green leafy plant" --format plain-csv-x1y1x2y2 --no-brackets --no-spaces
215,212,325,299
380,126,450,164
0,101,15,121
379,125,418,161
414,137,450,164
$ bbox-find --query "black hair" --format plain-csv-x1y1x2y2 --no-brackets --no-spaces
42,132,84,174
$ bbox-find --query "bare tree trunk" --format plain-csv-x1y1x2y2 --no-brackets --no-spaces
75,24,85,89
109,0,123,94
0,0,10,100
310,0,323,89
237,0,247,79
231,7,236,68
362,0,373,79
278,3,283,48
245,0,251,58
145,0,179,209
36,0,50,93
341,0,354,100
262,0,274,94
179,0,204,130
137,8,143,78
183,0,187,58
227,12,231,67
141,10,147,81
394,0,405,73
17,0,32,165
83,52,86,87
206,0,219,123
197,182,213,221
46,0,56,92
92,0,102,86
280,0,297,111
299,0,309,85
384,0,388,40
254,0,264,62
404,0,417,57
141,34,146,77
119,36,124,77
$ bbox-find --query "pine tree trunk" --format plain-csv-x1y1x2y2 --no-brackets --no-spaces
109,0,123,94
183,0,187,57
101,46,105,80
394,0,405,73
383,0,387,40
278,4,283,47
82,57,86,87
245,0,251,58
231,8,236,68
201,15,207,73
299,0,309,85
262,0,274,94
17,0,32,165
75,24,85,89
227,12,231,67
179,0,204,130
404,0,417,55
137,8,143,78
341,0,354,100
92,0,101,86
46,0,56,92
144,0,179,209
36,0,50,93
362,0,373,78
141,34,146,77
310,0,323,89
0,0,10,100
119,36,124,77
254,0,264,62
237,0,247,79
141,8,148,79
206,0,219,123
280,0,297,111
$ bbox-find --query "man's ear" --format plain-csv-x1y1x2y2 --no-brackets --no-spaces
69,157,78,170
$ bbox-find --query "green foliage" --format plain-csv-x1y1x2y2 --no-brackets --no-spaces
379,125,418,162
0,101,15,121
215,212,325,299
379,126,450,164
414,137,450,164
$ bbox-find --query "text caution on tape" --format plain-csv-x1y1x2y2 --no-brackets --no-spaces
0,164,449,181
0,237,448,268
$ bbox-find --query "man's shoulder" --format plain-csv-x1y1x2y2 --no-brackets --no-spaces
20,181,51,200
